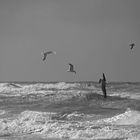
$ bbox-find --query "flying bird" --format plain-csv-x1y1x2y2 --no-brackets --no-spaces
42,51,56,61
67,63,76,74
129,43,135,50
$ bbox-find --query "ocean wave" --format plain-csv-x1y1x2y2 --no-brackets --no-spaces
0,110,140,139
0,82,82,98
110,91,140,100
100,108,140,125
0,82,79,89
21,82,80,90
0,110,6,115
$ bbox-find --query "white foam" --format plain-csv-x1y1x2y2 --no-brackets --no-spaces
110,91,140,100
0,110,140,139
0,110,6,115
0,82,81,97
101,108,140,125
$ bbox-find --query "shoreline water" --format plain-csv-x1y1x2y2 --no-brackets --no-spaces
0,82,140,139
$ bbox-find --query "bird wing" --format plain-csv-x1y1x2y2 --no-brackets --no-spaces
46,51,56,54
46,51,53,54
42,51,56,61
69,63,74,71
130,44,135,49
42,52,47,61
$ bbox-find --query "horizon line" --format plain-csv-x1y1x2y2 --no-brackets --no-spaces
0,80,140,83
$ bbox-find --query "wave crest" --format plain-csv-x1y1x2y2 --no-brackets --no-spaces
0,82,81,97
0,110,140,139
102,108,140,125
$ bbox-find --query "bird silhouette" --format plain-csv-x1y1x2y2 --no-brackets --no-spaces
42,51,56,61
67,63,76,74
129,43,135,50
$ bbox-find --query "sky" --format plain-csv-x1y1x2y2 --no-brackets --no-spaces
0,0,140,82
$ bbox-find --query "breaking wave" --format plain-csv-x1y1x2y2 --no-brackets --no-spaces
0,82,140,139
0,82,80,90
100,108,140,125
0,109,140,139
109,91,140,100
0,82,82,97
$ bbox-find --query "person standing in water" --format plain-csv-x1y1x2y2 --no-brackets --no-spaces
99,73,107,98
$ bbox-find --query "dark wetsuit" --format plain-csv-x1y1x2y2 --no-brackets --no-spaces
101,79,106,98
99,73,107,98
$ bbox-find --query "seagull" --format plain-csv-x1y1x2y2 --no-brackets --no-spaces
42,51,56,61
129,43,135,50
67,63,76,74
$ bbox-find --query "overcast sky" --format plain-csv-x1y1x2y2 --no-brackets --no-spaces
0,0,140,82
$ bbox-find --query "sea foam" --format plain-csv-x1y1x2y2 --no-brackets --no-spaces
0,110,140,139
100,108,140,125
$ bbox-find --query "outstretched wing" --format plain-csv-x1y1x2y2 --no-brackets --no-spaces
46,51,54,54
42,51,56,61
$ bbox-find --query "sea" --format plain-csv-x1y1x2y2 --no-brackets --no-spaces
0,81,140,140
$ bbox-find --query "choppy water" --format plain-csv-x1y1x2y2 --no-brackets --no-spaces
0,81,140,140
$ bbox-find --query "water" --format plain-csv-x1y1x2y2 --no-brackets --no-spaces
0,81,140,140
